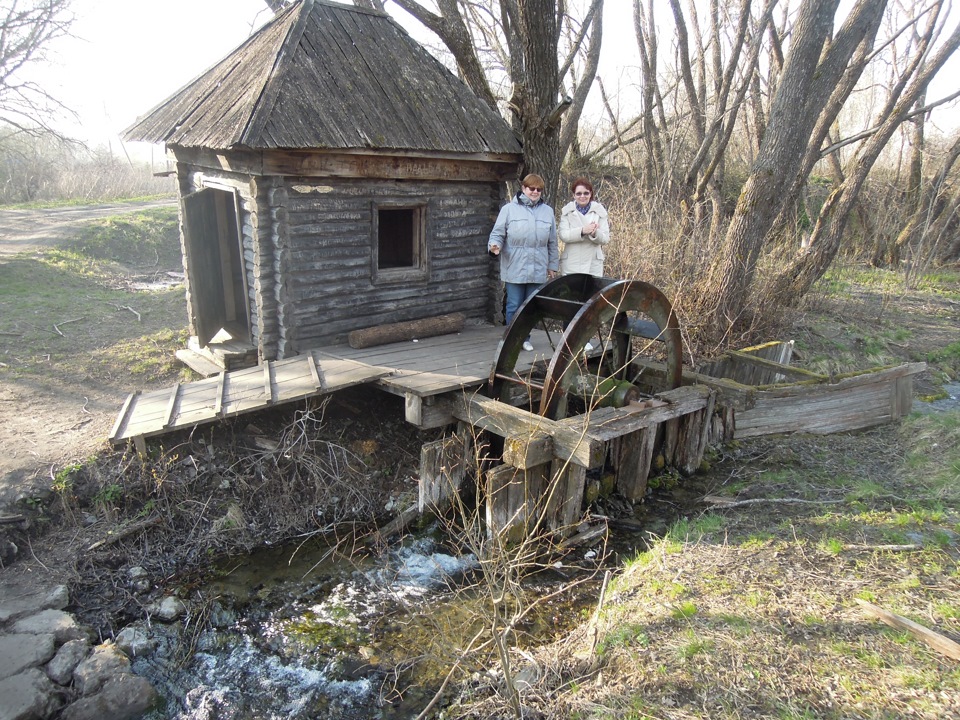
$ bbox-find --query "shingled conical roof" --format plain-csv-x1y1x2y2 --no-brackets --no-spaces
123,0,522,156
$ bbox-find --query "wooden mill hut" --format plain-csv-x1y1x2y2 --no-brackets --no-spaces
123,0,522,371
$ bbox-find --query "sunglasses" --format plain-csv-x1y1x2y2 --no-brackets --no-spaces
574,191,591,196
525,186,543,192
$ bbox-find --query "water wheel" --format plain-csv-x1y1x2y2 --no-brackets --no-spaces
488,274,683,420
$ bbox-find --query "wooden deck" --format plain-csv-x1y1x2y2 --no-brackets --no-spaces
110,323,554,445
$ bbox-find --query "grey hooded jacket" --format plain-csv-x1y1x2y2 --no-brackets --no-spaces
488,194,559,284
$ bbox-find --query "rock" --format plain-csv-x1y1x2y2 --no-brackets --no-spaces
0,668,64,720
0,633,56,680
0,583,69,623
127,566,150,594
46,639,90,686
59,674,158,720
115,624,157,658
73,644,131,696
12,609,87,644
0,539,17,564
148,596,187,622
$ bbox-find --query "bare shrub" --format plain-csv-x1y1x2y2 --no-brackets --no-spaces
0,127,173,204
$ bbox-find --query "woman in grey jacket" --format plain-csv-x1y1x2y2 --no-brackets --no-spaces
488,173,559,351
558,177,609,277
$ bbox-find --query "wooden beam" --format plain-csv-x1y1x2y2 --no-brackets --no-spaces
724,349,826,381
451,393,604,468
109,391,139,443
162,384,181,428
263,362,273,404
503,433,554,469
214,372,227,416
308,351,325,391
856,599,960,661
562,385,713,443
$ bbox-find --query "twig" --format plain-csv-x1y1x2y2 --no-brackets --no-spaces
52,317,85,336
0,514,26,525
702,495,844,509
45,417,92,435
86,516,163,552
0,331,22,337
108,303,141,321
587,569,612,656
856,599,960,661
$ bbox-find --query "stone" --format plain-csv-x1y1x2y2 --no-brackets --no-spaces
126,566,150,593
73,644,131,696
12,609,87,644
0,668,64,720
0,633,56,680
0,583,69,623
149,596,186,622
46,638,90,686
59,674,158,720
115,624,157,658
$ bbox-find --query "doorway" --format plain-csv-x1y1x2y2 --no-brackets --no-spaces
181,187,250,347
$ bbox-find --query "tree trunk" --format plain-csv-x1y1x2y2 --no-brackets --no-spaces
701,0,844,340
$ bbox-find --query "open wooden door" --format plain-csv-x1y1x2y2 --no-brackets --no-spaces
182,188,249,347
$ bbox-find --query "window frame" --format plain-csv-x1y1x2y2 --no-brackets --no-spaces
371,199,429,284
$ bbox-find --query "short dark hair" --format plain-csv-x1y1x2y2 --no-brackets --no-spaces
570,177,594,195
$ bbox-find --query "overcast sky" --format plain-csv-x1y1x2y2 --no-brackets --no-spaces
31,0,960,161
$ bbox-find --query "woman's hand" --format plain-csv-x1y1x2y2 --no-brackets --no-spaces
582,222,599,236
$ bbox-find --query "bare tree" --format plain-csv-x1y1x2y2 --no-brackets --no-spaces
772,3,960,301
0,0,75,136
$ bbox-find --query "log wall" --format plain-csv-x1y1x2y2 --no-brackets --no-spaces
277,178,500,351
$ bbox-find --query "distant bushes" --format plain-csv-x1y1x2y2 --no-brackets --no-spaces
0,127,174,205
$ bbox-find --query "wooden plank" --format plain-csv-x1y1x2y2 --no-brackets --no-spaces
419,430,468,512
484,462,550,541
109,392,140,443
504,433,554,470
163,384,181,428
548,460,587,534
563,385,713,443
724,349,825,382
614,426,657,501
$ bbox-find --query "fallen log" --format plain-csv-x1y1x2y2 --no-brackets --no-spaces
348,313,465,349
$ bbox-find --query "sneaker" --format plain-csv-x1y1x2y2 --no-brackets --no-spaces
584,342,594,352
522,340,534,352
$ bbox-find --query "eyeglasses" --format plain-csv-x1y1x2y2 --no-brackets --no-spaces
525,187,543,192
574,191,591,196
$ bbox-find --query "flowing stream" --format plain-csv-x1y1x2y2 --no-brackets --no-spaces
132,527,615,719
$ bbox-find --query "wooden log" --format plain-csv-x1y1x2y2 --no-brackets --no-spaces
348,313,466,349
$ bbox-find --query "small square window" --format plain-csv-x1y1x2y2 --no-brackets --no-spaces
373,202,428,283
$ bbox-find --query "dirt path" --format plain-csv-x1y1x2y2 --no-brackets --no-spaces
0,199,177,509
0,199,176,257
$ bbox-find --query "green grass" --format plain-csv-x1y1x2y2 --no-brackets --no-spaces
0,208,189,384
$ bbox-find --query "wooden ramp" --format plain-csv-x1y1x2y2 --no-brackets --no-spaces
110,323,548,446
109,353,392,445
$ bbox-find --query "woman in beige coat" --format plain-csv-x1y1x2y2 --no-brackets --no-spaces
558,177,610,277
